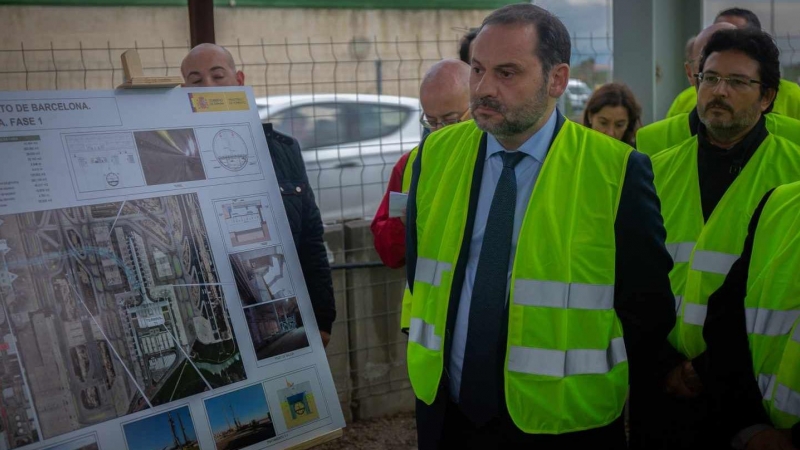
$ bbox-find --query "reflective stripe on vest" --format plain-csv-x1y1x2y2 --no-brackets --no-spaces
408,318,441,351
666,242,695,264
775,384,800,418
513,280,614,310
508,337,627,377
758,374,800,419
683,303,707,326
691,250,739,275
746,309,800,336
744,181,800,429
414,257,451,287
681,304,797,331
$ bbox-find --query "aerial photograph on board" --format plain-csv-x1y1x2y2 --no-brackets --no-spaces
0,193,246,446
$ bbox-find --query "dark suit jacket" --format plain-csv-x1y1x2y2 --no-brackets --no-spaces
405,112,676,449
263,123,336,333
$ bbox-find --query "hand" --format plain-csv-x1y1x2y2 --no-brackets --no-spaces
665,360,703,398
320,330,331,348
399,207,407,226
745,428,797,450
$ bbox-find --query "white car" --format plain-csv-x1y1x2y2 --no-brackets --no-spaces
564,78,593,111
257,94,422,223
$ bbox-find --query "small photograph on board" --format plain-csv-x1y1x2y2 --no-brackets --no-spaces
219,197,276,249
243,298,309,361
122,405,199,450
204,384,276,450
277,380,320,430
134,128,206,185
229,247,293,306
41,434,99,450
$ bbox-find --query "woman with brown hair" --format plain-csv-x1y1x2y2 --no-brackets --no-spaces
583,82,642,147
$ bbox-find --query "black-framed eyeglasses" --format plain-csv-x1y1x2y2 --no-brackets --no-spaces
694,72,763,91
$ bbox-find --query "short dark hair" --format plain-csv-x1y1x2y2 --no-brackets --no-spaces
459,28,479,63
715,7,762,29
699,27,780,113
582,83,642,147
479,3,571,74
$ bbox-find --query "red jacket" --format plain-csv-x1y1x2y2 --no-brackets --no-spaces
370,152,412,268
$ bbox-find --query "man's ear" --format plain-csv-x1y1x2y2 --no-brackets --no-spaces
760,87,777,113
236,70,245,86
684,62,695,86
549,63,570,98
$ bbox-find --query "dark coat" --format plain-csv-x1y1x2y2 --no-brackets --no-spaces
263,123,336,333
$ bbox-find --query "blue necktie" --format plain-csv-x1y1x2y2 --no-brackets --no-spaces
459,151,526,426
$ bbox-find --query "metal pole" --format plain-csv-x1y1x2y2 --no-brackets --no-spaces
375,60,383,96
770,0,775,36
188,0,216,47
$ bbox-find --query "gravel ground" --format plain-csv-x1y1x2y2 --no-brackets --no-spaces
316,412,417,450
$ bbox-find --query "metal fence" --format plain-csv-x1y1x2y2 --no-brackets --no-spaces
4,33,800,421
0,35,613,225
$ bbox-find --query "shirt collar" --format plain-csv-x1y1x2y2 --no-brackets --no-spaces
485,108,557,162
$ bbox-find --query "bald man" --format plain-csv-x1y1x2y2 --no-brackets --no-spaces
665,22,737,119
181,43,245,87
181,44,336,347
371,58,471,271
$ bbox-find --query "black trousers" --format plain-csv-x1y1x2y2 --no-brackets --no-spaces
418,398,628,450
628,390,730,450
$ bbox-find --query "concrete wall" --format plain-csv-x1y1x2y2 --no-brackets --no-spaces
614,0,702,123
323,221,414,422
0,6,488,49
0,6,488,94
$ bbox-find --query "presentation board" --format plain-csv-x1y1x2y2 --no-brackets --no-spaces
0,87,345,450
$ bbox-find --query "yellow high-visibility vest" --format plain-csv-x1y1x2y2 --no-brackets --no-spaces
666,86,696,118
408,119,631,433
744,181,800,429
651,133,800,354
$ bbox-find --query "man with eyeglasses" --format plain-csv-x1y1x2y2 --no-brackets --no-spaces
371,58,470,270
637,23,800,158
632,27,800,450
663,7,800,122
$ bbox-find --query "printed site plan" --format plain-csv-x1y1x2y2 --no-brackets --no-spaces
0,87,344,450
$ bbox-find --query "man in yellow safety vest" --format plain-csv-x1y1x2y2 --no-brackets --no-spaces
638,27,800,450
404,4,675,448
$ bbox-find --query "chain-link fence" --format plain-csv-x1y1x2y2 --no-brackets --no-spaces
0,34,610,423
778,33,800,83
0,35,613,226
5,32,800,422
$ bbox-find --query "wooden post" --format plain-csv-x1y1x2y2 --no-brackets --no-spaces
118,49,183,88
188,0,216,48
